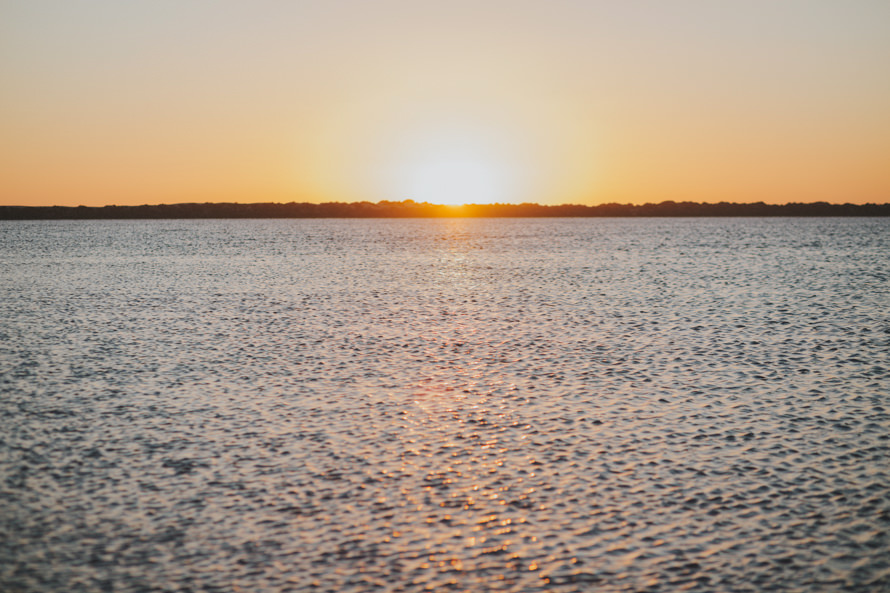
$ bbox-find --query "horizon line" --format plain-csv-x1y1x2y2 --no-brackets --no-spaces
2,199,889,220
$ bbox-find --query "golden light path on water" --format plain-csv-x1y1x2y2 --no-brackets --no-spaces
373,242,539,583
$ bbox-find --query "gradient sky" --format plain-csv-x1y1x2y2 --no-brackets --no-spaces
2,0,889,206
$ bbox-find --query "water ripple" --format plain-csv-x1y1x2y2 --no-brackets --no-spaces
1,218,888,592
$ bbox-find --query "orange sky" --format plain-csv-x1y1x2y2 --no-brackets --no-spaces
2,1,889,207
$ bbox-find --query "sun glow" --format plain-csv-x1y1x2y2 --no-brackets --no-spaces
404,155,503,206
387,130,516,206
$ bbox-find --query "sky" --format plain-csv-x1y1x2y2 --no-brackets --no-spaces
2,1,889,207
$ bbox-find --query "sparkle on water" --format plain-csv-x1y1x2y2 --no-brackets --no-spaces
1,218,888,592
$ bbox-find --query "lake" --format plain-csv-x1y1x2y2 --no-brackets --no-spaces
1,218,888,592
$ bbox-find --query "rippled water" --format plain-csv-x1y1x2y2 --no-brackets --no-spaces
1,218,888,592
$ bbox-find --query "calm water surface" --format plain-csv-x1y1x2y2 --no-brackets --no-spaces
1,218,888,592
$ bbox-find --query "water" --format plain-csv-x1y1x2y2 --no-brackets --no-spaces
1,218,888,592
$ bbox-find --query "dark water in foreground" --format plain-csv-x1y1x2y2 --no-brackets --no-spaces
1,218,888,592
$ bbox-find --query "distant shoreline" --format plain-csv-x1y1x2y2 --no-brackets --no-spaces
2,200,889,220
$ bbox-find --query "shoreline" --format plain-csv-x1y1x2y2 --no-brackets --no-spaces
2,200,890,220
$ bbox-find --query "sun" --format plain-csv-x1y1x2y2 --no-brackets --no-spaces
386,130,516,206
403,154,506,205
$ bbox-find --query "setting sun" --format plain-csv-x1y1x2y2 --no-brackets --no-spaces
392,136,513,205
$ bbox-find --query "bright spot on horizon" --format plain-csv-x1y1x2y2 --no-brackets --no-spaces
389,132,515,206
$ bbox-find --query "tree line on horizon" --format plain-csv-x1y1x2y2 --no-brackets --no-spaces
1,200,888,219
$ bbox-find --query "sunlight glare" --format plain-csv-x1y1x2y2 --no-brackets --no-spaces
391,132,515,205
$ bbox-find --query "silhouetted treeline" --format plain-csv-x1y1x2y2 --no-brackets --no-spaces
2,200,889,220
